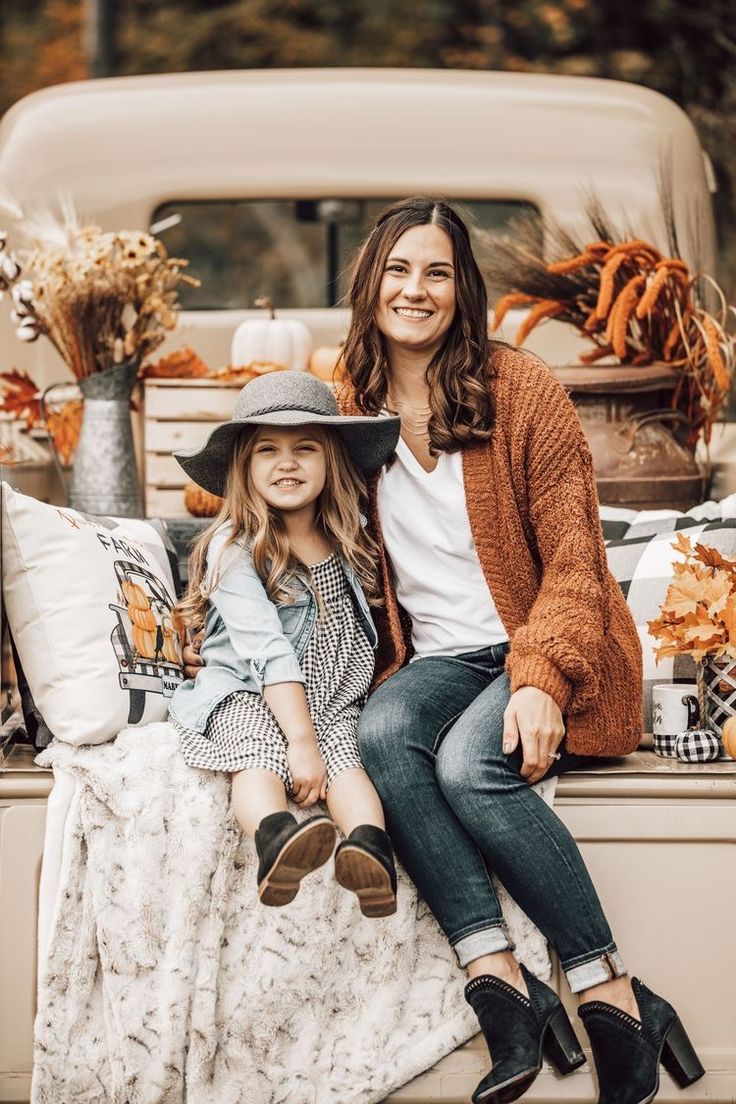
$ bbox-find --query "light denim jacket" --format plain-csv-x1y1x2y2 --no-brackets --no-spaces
169,525,379,735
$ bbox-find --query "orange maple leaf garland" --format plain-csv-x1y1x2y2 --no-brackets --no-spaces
648,534,736,662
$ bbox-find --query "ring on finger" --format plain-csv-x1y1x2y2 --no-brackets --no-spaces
547,751,562,761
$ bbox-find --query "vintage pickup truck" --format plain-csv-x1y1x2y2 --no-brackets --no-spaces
0,69,734,1103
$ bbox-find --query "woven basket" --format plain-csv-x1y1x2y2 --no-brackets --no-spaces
697,657,736,757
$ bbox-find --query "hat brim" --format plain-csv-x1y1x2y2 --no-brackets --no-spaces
174,412,401,498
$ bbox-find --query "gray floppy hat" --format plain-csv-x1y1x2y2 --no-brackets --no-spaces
174,370,401,497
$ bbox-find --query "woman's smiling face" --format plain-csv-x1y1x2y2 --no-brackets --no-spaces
375,224,457,358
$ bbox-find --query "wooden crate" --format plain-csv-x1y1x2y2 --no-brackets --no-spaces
143,378,243,518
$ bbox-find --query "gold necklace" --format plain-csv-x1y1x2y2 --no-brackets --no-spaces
387,393,432,436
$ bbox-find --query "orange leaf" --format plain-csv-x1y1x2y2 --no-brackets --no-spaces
694,542,736,572
0,443,20,465
46,399,83,466
0,369,43,429
677,568,731,618
678,610,726,648
653,640,690,662
672,531,693,556
140,346,210,379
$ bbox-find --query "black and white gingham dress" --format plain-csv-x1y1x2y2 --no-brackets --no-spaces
175,554,373,791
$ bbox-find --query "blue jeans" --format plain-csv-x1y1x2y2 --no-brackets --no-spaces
357,643,626,993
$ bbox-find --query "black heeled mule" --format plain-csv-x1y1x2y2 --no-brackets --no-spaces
465,962,586,1104
579,976,705,1104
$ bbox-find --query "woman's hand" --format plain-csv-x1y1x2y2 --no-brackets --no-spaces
183,631,204,680
287,737,328,807
502,687,565,784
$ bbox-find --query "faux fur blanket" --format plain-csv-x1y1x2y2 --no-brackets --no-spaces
33,724,557,1104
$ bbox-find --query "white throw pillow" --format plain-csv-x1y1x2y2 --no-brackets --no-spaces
1,484,184,746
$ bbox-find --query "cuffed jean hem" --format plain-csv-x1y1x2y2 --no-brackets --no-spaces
453,923,516,968
563,947,627,994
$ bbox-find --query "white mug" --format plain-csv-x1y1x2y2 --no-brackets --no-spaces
652,683,699,736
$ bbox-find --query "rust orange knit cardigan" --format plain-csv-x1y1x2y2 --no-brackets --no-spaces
338,343,643,758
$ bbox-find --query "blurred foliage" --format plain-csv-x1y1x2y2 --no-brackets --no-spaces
0,0,735,292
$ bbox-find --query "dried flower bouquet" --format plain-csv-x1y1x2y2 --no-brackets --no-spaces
484,201,735,444
648,533,736,662
0,215,199,379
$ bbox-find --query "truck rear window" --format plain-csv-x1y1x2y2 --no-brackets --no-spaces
150,198,541,310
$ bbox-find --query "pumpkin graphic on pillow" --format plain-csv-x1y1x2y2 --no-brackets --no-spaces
109,560,184,724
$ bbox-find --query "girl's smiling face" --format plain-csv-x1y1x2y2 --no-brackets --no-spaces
375,224,457,358
248,425,327,514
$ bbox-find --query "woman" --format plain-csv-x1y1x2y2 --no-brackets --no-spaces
336,197,704,1104
186,197,704,1104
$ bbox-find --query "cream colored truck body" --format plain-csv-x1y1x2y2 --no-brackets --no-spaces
0,68,717,383
1,70,735,1104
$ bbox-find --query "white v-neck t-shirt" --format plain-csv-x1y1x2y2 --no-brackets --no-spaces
377,436,508,659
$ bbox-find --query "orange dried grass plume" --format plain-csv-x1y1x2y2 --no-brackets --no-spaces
699,313,730,392
605,274,646,358
491,293,537,330
514,300,563,346
488,224,735,443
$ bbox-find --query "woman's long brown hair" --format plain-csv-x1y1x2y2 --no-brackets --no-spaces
342,197,494,453
177,424,381,630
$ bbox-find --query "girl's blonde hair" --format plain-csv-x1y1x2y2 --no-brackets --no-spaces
177,423,381,629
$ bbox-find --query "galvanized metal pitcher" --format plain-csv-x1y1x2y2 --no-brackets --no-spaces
69,360,143,517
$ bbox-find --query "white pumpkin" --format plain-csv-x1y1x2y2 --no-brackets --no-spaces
230,296,311,371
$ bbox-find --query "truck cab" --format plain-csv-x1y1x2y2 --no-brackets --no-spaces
0,68,717,388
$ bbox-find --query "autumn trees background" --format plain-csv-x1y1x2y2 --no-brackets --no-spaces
0,0,734,294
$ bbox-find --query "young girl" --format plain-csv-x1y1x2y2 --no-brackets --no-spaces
169,370,401,918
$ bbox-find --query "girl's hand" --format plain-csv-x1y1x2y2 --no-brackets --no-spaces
183,631,204,680
287,738,327,806
502,687,565,784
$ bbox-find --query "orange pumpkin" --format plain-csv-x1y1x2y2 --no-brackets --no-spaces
122,580,150,611
184,481,223,518
721,715,736,758
132,625,158,659
129,605,157,631
309,346,345,383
